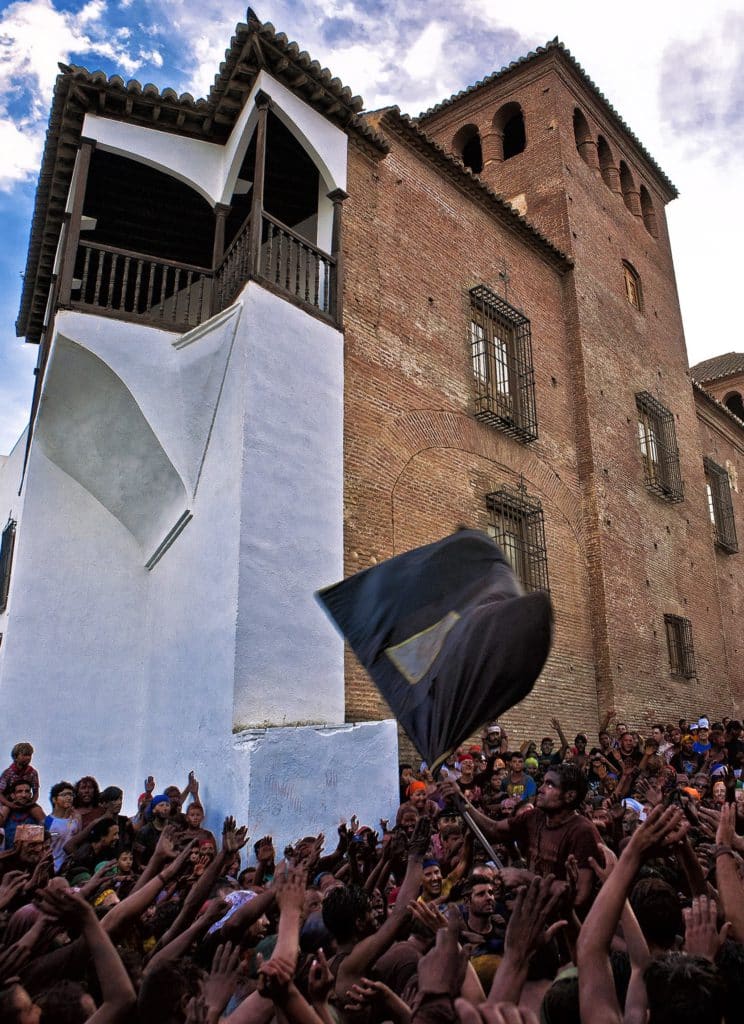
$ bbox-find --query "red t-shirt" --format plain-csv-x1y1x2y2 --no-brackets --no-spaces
505,809,601,879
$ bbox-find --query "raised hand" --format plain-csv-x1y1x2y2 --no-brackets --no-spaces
417,906,467,998
255,835,275,865
502,875,566,963
274,864,308,914
629,804,687,854
202,941,241,1018
256,952,295,1002
221,817,249,855
408,815,432,859
0,938,33,984
0,870,29,910
144,775,156,794
36,886,96,930
409,899,448,935
161,839,198,882
153,825,180,863
588,843,618,884
683,895,731,962
307,948,333,1005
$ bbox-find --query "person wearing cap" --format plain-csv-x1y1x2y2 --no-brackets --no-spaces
670,735,702,777
0,778,45,849
133,794,172,867
482,724,505,757
693,720,712,756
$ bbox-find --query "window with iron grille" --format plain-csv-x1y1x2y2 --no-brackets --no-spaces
664,614,696,679
486,483,549,593
0,519,16,614
469,285,537,442
635,392,684,501
704,457,738,553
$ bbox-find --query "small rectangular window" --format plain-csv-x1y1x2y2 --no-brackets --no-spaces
635,392,684,501
486,483,549,593
664,614,696,679
704,457,738,553
0,519,17,614
470,285,537,442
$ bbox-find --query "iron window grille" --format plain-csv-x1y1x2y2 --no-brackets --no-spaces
469,285,538,443
704,457,738,553
635,392,684,502
486,482,550,593
0,519,16,614
664,614,696,679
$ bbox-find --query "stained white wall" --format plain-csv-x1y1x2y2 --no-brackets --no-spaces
0,280,371,827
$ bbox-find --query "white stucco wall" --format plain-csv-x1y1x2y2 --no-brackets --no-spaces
0,432,27,680
0,280,392,832
232,721,399,854
233,284,345,727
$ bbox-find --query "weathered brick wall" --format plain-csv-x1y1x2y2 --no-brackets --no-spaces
340,129,600,753
337,53,744,752
414,55,743,730
695,395,744,715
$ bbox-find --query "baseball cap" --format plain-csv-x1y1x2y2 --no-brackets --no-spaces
698,717,710,729
487,724,502,735
690,723,699,732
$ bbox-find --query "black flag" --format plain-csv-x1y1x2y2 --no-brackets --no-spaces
316,529,553,770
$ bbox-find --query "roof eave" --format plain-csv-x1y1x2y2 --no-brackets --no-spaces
378,107,572,273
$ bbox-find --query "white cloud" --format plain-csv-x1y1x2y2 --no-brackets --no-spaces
0,119,43,189
0,0,148,190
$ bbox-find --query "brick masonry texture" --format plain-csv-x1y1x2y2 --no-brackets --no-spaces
337,49,744,755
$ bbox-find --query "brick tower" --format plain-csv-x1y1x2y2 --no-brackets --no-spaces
416,41,738,717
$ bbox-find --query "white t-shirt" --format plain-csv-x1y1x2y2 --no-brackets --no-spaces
44,814,80,871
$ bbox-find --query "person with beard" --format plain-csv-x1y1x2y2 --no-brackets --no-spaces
0,779,45,849
442,764,600,911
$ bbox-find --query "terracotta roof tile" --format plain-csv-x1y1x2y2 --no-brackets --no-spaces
689,352,744,384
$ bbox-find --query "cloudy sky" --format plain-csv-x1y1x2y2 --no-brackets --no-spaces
0,0,742,452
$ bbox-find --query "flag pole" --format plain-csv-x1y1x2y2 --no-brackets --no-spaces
433,763,504,869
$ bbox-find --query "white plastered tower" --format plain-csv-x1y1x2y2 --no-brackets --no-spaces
0,24,398,845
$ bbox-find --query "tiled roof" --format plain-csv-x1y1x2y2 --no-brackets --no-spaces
692,380,744,430
416,38,677,199
17,8,387,343
377,108,572,272
689,352,744,384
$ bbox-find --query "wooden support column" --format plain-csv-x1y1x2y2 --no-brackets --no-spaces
328,188,348,327
58,137,95,307
212,202,231,267
248,91,271,278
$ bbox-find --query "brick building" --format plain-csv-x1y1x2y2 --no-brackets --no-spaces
0,11,741,805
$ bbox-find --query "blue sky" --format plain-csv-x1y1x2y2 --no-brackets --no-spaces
1,0,743,452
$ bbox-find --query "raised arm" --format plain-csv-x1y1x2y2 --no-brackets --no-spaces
714,804,744,943
577,806,686,1024
38,887,136,1024
335,817,430,997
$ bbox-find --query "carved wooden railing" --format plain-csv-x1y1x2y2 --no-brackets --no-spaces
259,213,336,318
213,211,337,321
70,241,212,331
213,212,252,313
68,214,338,332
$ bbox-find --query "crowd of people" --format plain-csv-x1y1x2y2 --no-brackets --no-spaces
0,709,742,1023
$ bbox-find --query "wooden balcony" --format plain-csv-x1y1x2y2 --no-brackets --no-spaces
66,212,339,333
